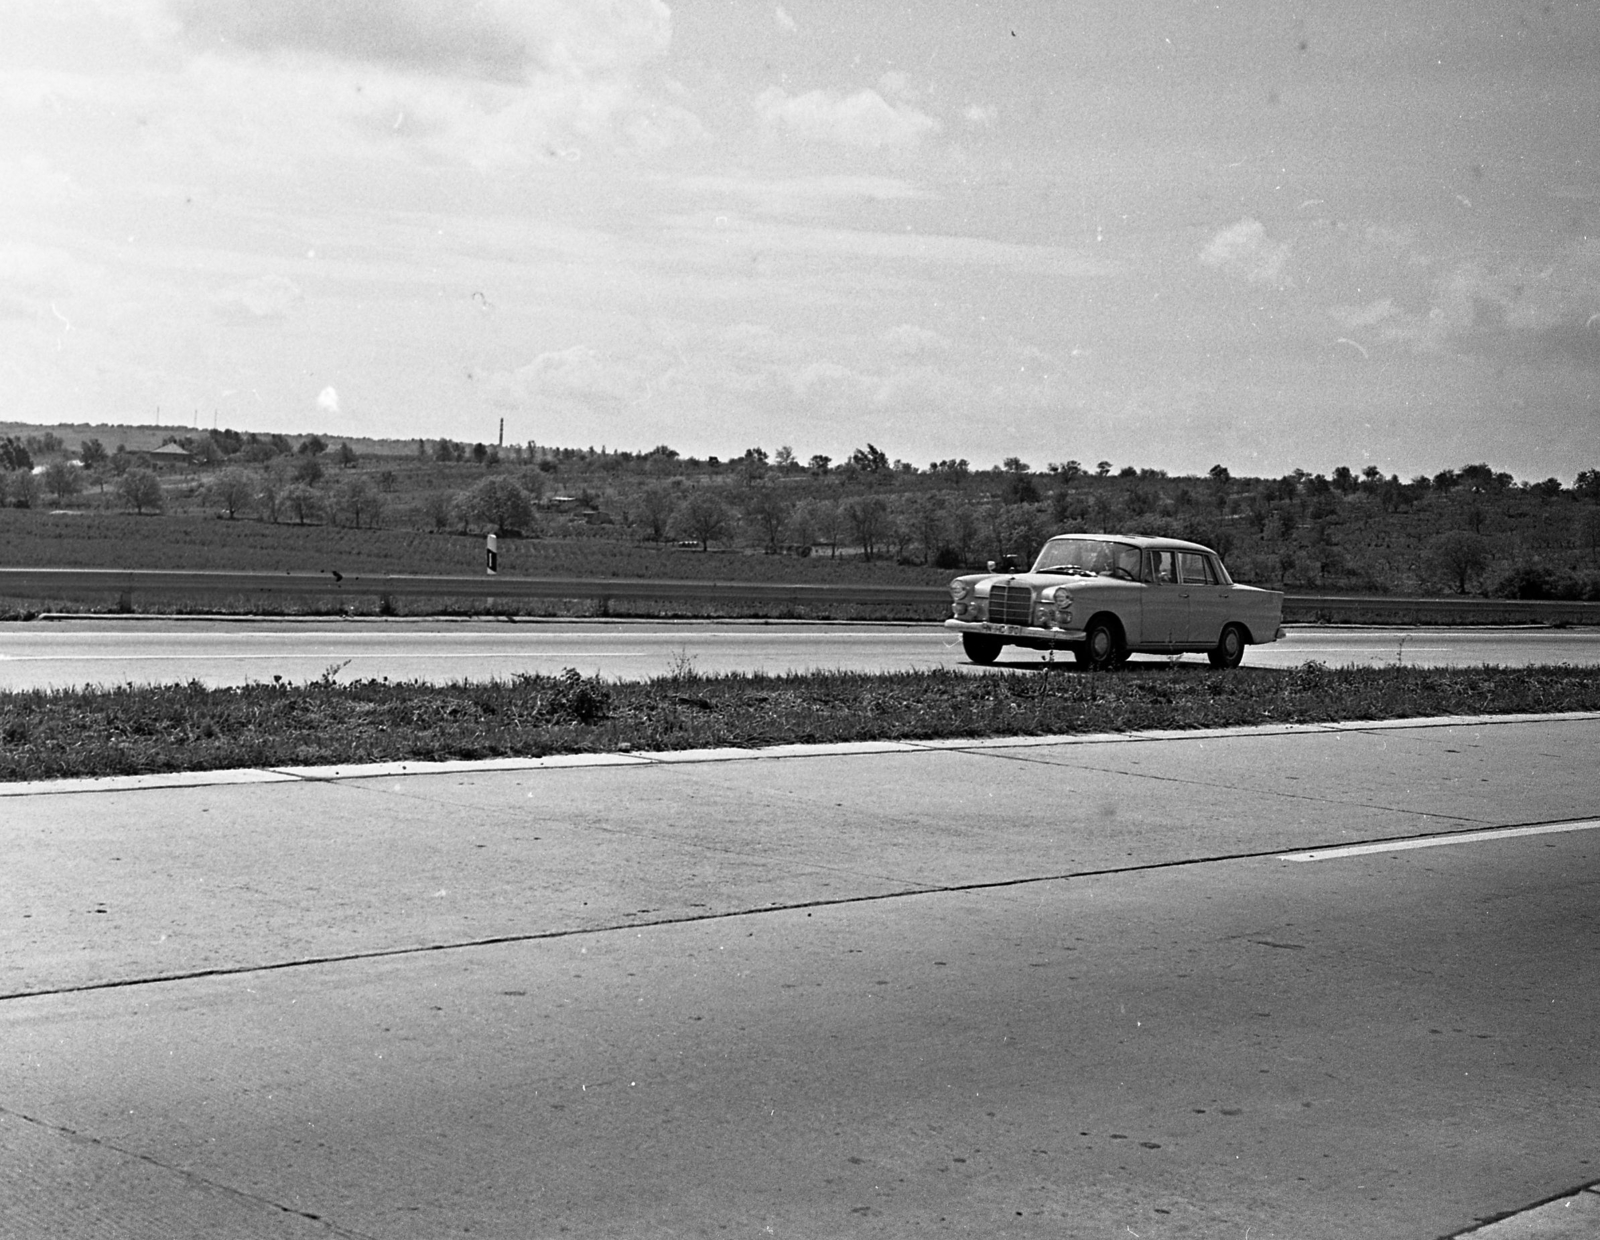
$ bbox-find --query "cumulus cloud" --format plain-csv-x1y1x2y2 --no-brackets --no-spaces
1199,218,1290,285
755,85,941,148
486,345,642,408
213,273,302,321
317,385,340,414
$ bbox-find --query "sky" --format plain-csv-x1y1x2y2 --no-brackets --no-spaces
1,1,1597,480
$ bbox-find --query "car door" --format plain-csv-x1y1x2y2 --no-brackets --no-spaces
1139,549,1185,645
1180,551,1230,645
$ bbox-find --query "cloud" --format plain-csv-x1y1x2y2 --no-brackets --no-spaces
1199,218,1290,286
882,324,951,355
213,274,302,321
168,0,671,82
485,345,643,408
963,103,997,127
675,173,928,218
317,385,339,414
754,86,941,148
773,5,796,34
150,0,692,170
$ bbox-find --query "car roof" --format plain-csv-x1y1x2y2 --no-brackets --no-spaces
1040,532,1216,553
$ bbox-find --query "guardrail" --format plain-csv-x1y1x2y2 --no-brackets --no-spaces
2,568,1598,625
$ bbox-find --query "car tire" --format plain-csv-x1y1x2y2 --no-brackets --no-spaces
962,632,1003,665
1075,618,1121,670
1207,623,1246,669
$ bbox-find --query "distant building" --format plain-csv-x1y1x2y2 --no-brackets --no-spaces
133,444,193,469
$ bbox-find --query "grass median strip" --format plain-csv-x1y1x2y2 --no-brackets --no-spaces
3,661,1600,783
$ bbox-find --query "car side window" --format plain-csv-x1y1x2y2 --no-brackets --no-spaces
1180,552,1211,584
1146,550,1177,584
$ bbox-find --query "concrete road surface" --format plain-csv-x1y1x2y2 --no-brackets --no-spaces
3,715,1599,1238
2,617,1598,690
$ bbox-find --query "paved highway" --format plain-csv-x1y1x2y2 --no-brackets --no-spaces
1,618,1598,690
3,717,1597,1237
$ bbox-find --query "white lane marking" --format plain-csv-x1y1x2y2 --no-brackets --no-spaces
1280,819,1600,861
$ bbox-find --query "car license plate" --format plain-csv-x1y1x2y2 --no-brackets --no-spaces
980,622,1028,637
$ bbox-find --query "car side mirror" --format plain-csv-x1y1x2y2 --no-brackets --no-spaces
986,560,996,571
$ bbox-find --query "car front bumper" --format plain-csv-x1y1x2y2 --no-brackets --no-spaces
944,618,1084,646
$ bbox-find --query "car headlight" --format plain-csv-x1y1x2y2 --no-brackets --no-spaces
949,580,972,601
1052,590,1073,628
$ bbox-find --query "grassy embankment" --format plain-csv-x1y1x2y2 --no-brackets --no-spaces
3,662,1597,783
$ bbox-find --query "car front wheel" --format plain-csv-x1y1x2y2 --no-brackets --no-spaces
1207,623,1246,669
1074,619,1121,670
962,632,1003,665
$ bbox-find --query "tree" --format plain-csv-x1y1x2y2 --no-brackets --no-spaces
0,437,33,472
420,488,457,531
79,438,108,469
1000,470,1039,505
930,458,970,485
744,485,791,553
773,445,796,471
908,492,948,565
799,497,843,557
332,477,384,529
119,468,163,514
205,467,256,519
1002,456,1030,473
5,469,40,509
294,454,324,485
462,475,533,534
1575,469,1600,501
43,459,82,504
850,443,890,476
807,454,831,476
674,490,730,551
638,485,676,542
298,435,327,457
845,495,890,561
1095,460,1112,477
335,441,358,470
1576,506,1600,564
281,483,324,525
1429,530,1489,594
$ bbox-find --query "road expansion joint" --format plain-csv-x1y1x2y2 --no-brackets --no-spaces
6,814,1586,1004
0,1102,379,1238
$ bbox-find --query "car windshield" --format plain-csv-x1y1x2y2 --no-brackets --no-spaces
1031,538,1141,579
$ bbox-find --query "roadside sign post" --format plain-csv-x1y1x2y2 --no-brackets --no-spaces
486,532,498,576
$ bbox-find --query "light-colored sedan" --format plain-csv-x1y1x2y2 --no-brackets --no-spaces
945,533,1285,669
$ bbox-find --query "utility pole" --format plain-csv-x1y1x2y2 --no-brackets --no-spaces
498,417,504,447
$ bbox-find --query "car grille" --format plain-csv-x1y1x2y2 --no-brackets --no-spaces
987,583,1033,626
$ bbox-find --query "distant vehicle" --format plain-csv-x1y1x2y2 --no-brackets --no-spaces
945,533,1284,669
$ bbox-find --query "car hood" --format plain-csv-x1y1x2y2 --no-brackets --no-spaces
953,571,1127,593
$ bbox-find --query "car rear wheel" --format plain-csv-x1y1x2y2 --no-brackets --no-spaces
1074,618,1121,670
1207,623,1246,669
962,632,1003,665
